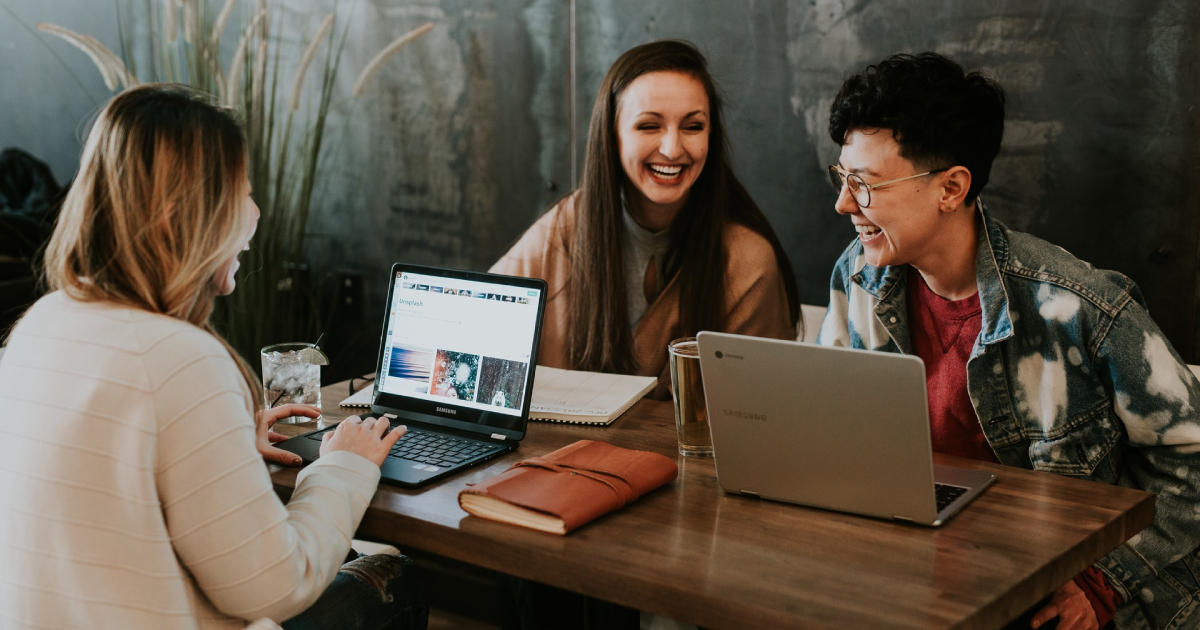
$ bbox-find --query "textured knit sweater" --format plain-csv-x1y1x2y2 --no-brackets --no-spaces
491,193,795,399
0,292,381,629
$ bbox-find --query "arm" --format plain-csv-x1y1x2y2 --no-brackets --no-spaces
152,338,382,622
1091,301,1200,599
815,242,858,348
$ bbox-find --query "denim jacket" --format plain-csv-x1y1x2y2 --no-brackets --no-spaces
817,205,1200,630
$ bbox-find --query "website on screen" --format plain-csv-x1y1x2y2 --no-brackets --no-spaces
377,271,541,417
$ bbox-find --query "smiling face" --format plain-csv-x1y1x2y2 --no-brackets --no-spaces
616,70,710,227
835,128,948,269
213,174,261,296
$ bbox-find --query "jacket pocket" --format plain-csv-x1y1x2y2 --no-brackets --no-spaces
1025,401,1121,478
1125,550,1200,630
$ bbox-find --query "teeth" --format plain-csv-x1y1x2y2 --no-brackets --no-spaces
855,225,881,236
649,164,683,177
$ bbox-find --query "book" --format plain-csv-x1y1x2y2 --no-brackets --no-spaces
340,386,373,408
458,440,677,534
529,366,656,425
343,366,656,426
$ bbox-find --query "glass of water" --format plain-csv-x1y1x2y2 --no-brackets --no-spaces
668,337,712,457
261,342,323,423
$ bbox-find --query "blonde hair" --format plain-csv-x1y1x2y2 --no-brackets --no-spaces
43,84,263,409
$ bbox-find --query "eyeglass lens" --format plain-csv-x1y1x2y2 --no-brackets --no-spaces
828,168,869,207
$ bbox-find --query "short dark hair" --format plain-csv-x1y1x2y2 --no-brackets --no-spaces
828,52,1005,204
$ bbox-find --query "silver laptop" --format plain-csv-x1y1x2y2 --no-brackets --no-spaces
697,332,996,526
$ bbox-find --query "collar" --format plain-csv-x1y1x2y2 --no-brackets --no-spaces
850,200,1014,346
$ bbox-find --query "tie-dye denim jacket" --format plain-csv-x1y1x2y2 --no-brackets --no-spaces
817,205,1200,629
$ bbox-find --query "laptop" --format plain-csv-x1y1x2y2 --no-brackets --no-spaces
696,332,996,526
279,264,547,487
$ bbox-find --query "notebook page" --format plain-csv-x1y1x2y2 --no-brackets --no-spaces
530,367,655,417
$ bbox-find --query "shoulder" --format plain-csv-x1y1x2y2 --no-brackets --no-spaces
15,291,221,354
6,291,239,402
490,193,577,275
722,221,780,276
1000,226,1139,315
521,193,579,245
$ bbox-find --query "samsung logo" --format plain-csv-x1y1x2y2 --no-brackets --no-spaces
723,409,766,422
436,407,457,415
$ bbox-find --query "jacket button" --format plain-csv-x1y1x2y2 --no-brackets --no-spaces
890,317,897,323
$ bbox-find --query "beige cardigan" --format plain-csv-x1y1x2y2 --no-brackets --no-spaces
0,292,380,629
491,194,795,399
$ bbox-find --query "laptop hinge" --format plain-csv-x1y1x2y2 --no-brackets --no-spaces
892,515,915,523
740,490,760,498
491,433,506,441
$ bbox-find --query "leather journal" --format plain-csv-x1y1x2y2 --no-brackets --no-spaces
457,440,678,534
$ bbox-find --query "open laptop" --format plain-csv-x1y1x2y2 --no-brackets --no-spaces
279,264,547,487
696,332,996,526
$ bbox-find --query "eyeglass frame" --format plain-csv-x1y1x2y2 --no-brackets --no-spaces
827,165,950,208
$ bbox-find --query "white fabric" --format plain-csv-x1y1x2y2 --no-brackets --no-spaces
799,304,827,343
0,292,381,629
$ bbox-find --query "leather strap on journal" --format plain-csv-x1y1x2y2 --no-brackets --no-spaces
458,440,678,533
511,458,638,506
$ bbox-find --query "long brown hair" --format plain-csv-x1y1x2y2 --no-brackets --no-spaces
568,40,799,373
42,84,263,409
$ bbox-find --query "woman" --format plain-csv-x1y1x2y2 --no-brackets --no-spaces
494,40,799,630
492,40,800,398
0,85,425,629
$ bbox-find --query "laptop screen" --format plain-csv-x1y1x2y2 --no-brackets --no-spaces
371,264,546,439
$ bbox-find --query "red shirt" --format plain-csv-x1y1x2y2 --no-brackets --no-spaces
905,267,1119,626
905,268,996,463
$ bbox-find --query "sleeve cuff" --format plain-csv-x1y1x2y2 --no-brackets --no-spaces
297,450,381,494
1096,545,1152,602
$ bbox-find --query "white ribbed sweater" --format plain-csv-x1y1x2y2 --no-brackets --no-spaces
0,292,381,629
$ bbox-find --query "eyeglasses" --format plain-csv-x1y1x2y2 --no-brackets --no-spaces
827,165,949,208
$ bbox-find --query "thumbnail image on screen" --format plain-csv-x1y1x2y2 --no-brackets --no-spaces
387,344,434,395
477,357,529,410
430,350,479,401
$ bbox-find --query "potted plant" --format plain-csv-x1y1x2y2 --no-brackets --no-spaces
37,0,432,367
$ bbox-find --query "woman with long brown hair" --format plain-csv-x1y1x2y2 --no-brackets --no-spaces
492,40,799,630
492,40,799,398
0,85,425,629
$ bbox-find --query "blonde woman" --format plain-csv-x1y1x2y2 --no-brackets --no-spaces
0,85,426,630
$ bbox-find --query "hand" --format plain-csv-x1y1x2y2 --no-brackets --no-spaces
320,415,406,467
255,404,319,466
1031,581,1098,630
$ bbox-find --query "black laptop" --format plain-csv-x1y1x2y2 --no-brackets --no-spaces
278,263,547,487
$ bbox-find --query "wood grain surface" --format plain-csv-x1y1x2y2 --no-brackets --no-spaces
270,381,1154,630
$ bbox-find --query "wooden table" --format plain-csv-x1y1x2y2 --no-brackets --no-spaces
270,381,1154,630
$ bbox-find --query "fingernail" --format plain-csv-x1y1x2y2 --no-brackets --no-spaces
293,457,302,465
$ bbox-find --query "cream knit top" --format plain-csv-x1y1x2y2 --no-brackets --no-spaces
0,292,381,628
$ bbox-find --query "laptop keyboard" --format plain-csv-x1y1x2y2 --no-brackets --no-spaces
387,427,504,467
935,483,968,512
305,424,503,468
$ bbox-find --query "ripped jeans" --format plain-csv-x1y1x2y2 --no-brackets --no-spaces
283,554,428,630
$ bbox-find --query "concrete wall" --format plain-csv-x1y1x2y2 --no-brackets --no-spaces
4,0,1199,363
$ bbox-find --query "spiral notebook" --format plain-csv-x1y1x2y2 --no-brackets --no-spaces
342,366,656,426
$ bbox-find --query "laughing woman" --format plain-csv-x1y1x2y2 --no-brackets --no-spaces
491,40,799,398
0,85,425,630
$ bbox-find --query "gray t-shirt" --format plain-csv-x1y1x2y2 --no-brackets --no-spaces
622,208,672,328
